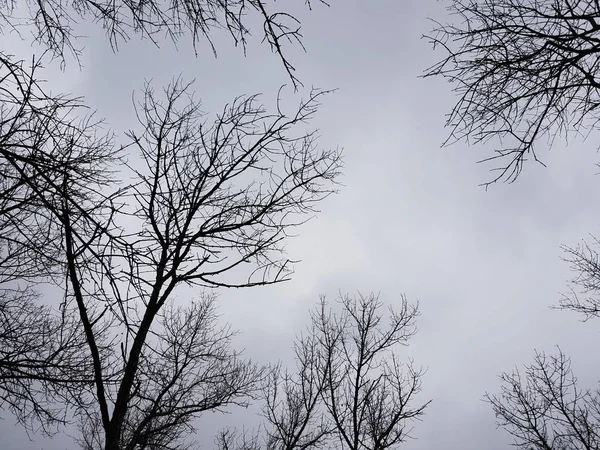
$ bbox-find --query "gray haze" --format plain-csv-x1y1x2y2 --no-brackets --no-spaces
2,1,600,449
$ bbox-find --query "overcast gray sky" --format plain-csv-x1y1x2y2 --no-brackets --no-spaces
3,1,600,449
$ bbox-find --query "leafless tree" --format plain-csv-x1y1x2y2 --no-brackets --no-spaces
0,59,342,449
0,0,344,447
220,293,430,450
1,0,329,87
424,0,600,185
487,350,600,450
487,236,600,449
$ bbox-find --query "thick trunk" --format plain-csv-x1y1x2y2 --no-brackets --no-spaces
104,426,120,450
103,275,176,450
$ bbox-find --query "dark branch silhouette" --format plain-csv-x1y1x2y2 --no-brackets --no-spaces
487,350,600,450
77,294,263,450
488,234,600,449
424,0,600,185
220,293,430,450
0,52,120,433
0,0,330,87
0,285,99,434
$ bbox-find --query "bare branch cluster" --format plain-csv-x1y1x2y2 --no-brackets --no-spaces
123,79,342,291
0,52,121,433
559,236,600,320
0,285,96,434
487,350,600,450
424,0,600,185
0,53,119,282
488,235,600,449
220,293,430,450
77,294,263,450
0,0,329,86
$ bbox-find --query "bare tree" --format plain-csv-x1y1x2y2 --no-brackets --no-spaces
487,236,600,449
220,293,430,450
424,0,600,185
487,350,600,450
0,0,345,447
1,0,329,87
0,63,342,449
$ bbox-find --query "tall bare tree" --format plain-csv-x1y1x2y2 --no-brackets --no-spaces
0,0,345,447
424,0,600,185
0,55,342,449
219,293,430,450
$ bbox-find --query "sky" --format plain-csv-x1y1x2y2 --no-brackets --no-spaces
3,1,600,449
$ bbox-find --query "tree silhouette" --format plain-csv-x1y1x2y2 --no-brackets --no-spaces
424,0,600,185
0,52,341,450
219,293,430,450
